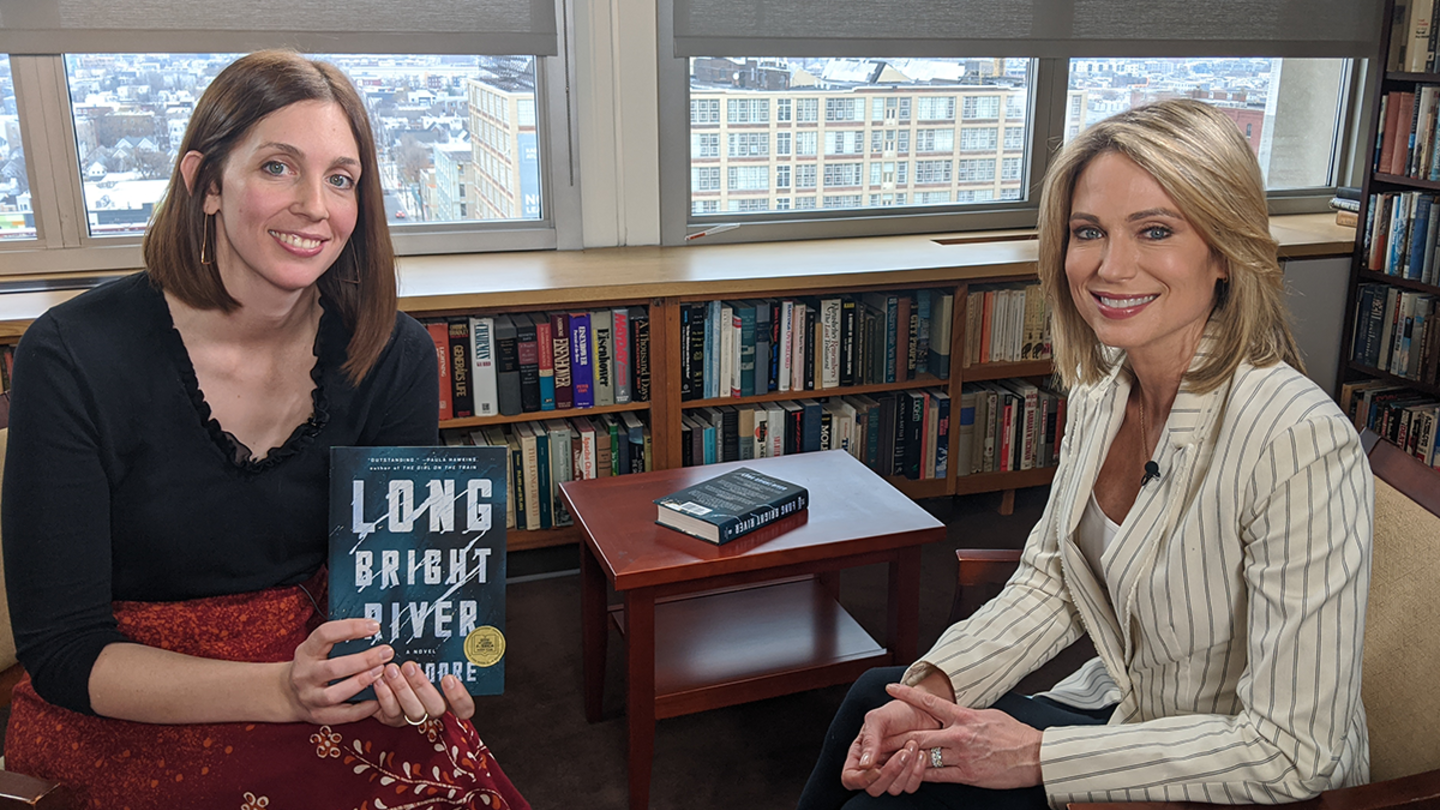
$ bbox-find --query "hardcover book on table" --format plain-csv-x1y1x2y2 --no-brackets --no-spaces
654,466,809,545
329,446,508,699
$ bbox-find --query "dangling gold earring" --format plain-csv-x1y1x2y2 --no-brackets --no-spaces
200,212,214,267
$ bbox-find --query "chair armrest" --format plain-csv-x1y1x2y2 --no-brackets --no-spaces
1065,768,1440,810
0,770,78,810
950,549,1022,623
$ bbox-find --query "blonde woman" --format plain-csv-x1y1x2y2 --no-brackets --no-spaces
798,98,1372,810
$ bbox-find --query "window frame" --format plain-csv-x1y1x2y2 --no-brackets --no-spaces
657,5,1369,248
0,42,582,276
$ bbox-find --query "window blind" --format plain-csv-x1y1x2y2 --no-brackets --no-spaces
672,0,1381,59
0,0,559,56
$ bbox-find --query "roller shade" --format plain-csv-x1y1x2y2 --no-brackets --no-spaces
673,0,1382,59
0,0,558,56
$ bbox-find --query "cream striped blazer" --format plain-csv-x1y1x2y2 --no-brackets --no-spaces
905,355,1373,806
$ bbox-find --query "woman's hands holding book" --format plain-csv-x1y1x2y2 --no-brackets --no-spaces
284,618,474,726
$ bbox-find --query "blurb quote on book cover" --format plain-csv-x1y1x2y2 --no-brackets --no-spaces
329,446,508,699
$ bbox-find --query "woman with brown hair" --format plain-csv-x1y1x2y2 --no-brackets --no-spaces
2,50,528,809
797,98,1372,809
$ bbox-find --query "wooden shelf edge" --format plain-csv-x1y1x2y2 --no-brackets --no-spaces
1357,269,1440,296
959,359,1055,382
952,466,1058,494
680,374,949,409
1346,361,1440,398
508,524,585,552
441,401,649,430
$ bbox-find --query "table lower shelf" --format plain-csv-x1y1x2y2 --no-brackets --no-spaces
609,577,891,719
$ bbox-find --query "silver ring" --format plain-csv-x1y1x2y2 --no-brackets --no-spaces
404,710,430,726
929,746,943,769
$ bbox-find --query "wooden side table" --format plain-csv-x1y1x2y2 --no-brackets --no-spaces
559,450,947,810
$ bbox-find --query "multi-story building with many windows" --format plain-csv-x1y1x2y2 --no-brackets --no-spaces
466,73,540,221
688,58,1086,215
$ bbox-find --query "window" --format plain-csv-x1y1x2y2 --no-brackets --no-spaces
916,96,955,121
957,158,996,182
727,132,769,157
727,165,768,190
727,197,769,212
795,164,817,188
775,197,791,210
693,199,719,214
776,165,791,188
776,132,792,156
962,96,1000,120
959,128,997,152
915,159,952,184
692,98,721,124
727,97,770,124
916,129,955,153
0,55,32,241
822,162,862,187
692,132,720,158
825,98,864,122
916,191,951,204
1005,94,1025,121
897,130,910,155
692,166,720,191
796,196,817,209
795,131,818,156
58,53,545,238
823,194,862,208
1066,57,1350,189
824,131,864,155
1000,187,1022,200
777,98,792,122
1003,127,1024,151
1001,157,1022,181
796,98,819,123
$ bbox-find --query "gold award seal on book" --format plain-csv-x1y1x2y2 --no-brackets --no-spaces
464,626,506,667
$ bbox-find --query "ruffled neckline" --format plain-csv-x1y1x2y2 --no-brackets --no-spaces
153,282,334,474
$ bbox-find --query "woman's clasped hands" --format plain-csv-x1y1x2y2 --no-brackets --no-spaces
840,682,1045,797
284,618,476,727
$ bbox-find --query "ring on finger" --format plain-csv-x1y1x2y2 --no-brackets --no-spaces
929,746,943,769
404,710,430,726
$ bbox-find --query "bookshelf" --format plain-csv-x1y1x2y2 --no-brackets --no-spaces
1337,0,1440,471
0,220,1353,550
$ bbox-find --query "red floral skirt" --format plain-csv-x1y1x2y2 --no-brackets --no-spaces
5,572,529,810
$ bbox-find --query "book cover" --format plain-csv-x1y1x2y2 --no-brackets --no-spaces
447,319,474,419
328,446,507,698
654,466,809,545
469,316,500,418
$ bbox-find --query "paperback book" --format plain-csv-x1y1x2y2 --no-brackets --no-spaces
329,446,508,699
653,466,809,545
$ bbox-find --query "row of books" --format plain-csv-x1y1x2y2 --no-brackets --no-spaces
1360,191,1440,284
1373,87,1440,181
1341,379,1440,469
678,289,955,401
962,282,1053,367
1351,283,1440,384
440,411,653,531
422,308,651,422
958,380,1067,476
679,390,952,481
1389,0,1440,74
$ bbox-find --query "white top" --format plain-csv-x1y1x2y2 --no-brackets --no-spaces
1076,491,1120,581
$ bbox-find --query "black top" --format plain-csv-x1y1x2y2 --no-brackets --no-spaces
1,273,438,714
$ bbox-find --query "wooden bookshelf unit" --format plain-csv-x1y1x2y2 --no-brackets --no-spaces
0,216,1353,550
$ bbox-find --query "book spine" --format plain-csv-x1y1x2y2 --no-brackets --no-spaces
915,290,931,376
469,316,499,418
569,313,594,409
779,300,794,392
613,308,632,405
550,313,572,411
821,297,841,389
690,303,708,400
753,302,772,396
426,321,453,421
885,296,898,382
447,319,474,419
494,316,522,417
536,317,555,411
839,297,857,387
717,488,810,544
631,310,652,403
738,304,757,397
934,392,950,479
591,310,614,407
516,316,541,413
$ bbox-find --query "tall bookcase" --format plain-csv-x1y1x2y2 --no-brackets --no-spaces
1338,0,1440,469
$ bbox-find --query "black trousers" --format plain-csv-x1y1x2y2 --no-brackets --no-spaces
795,667,1113,810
